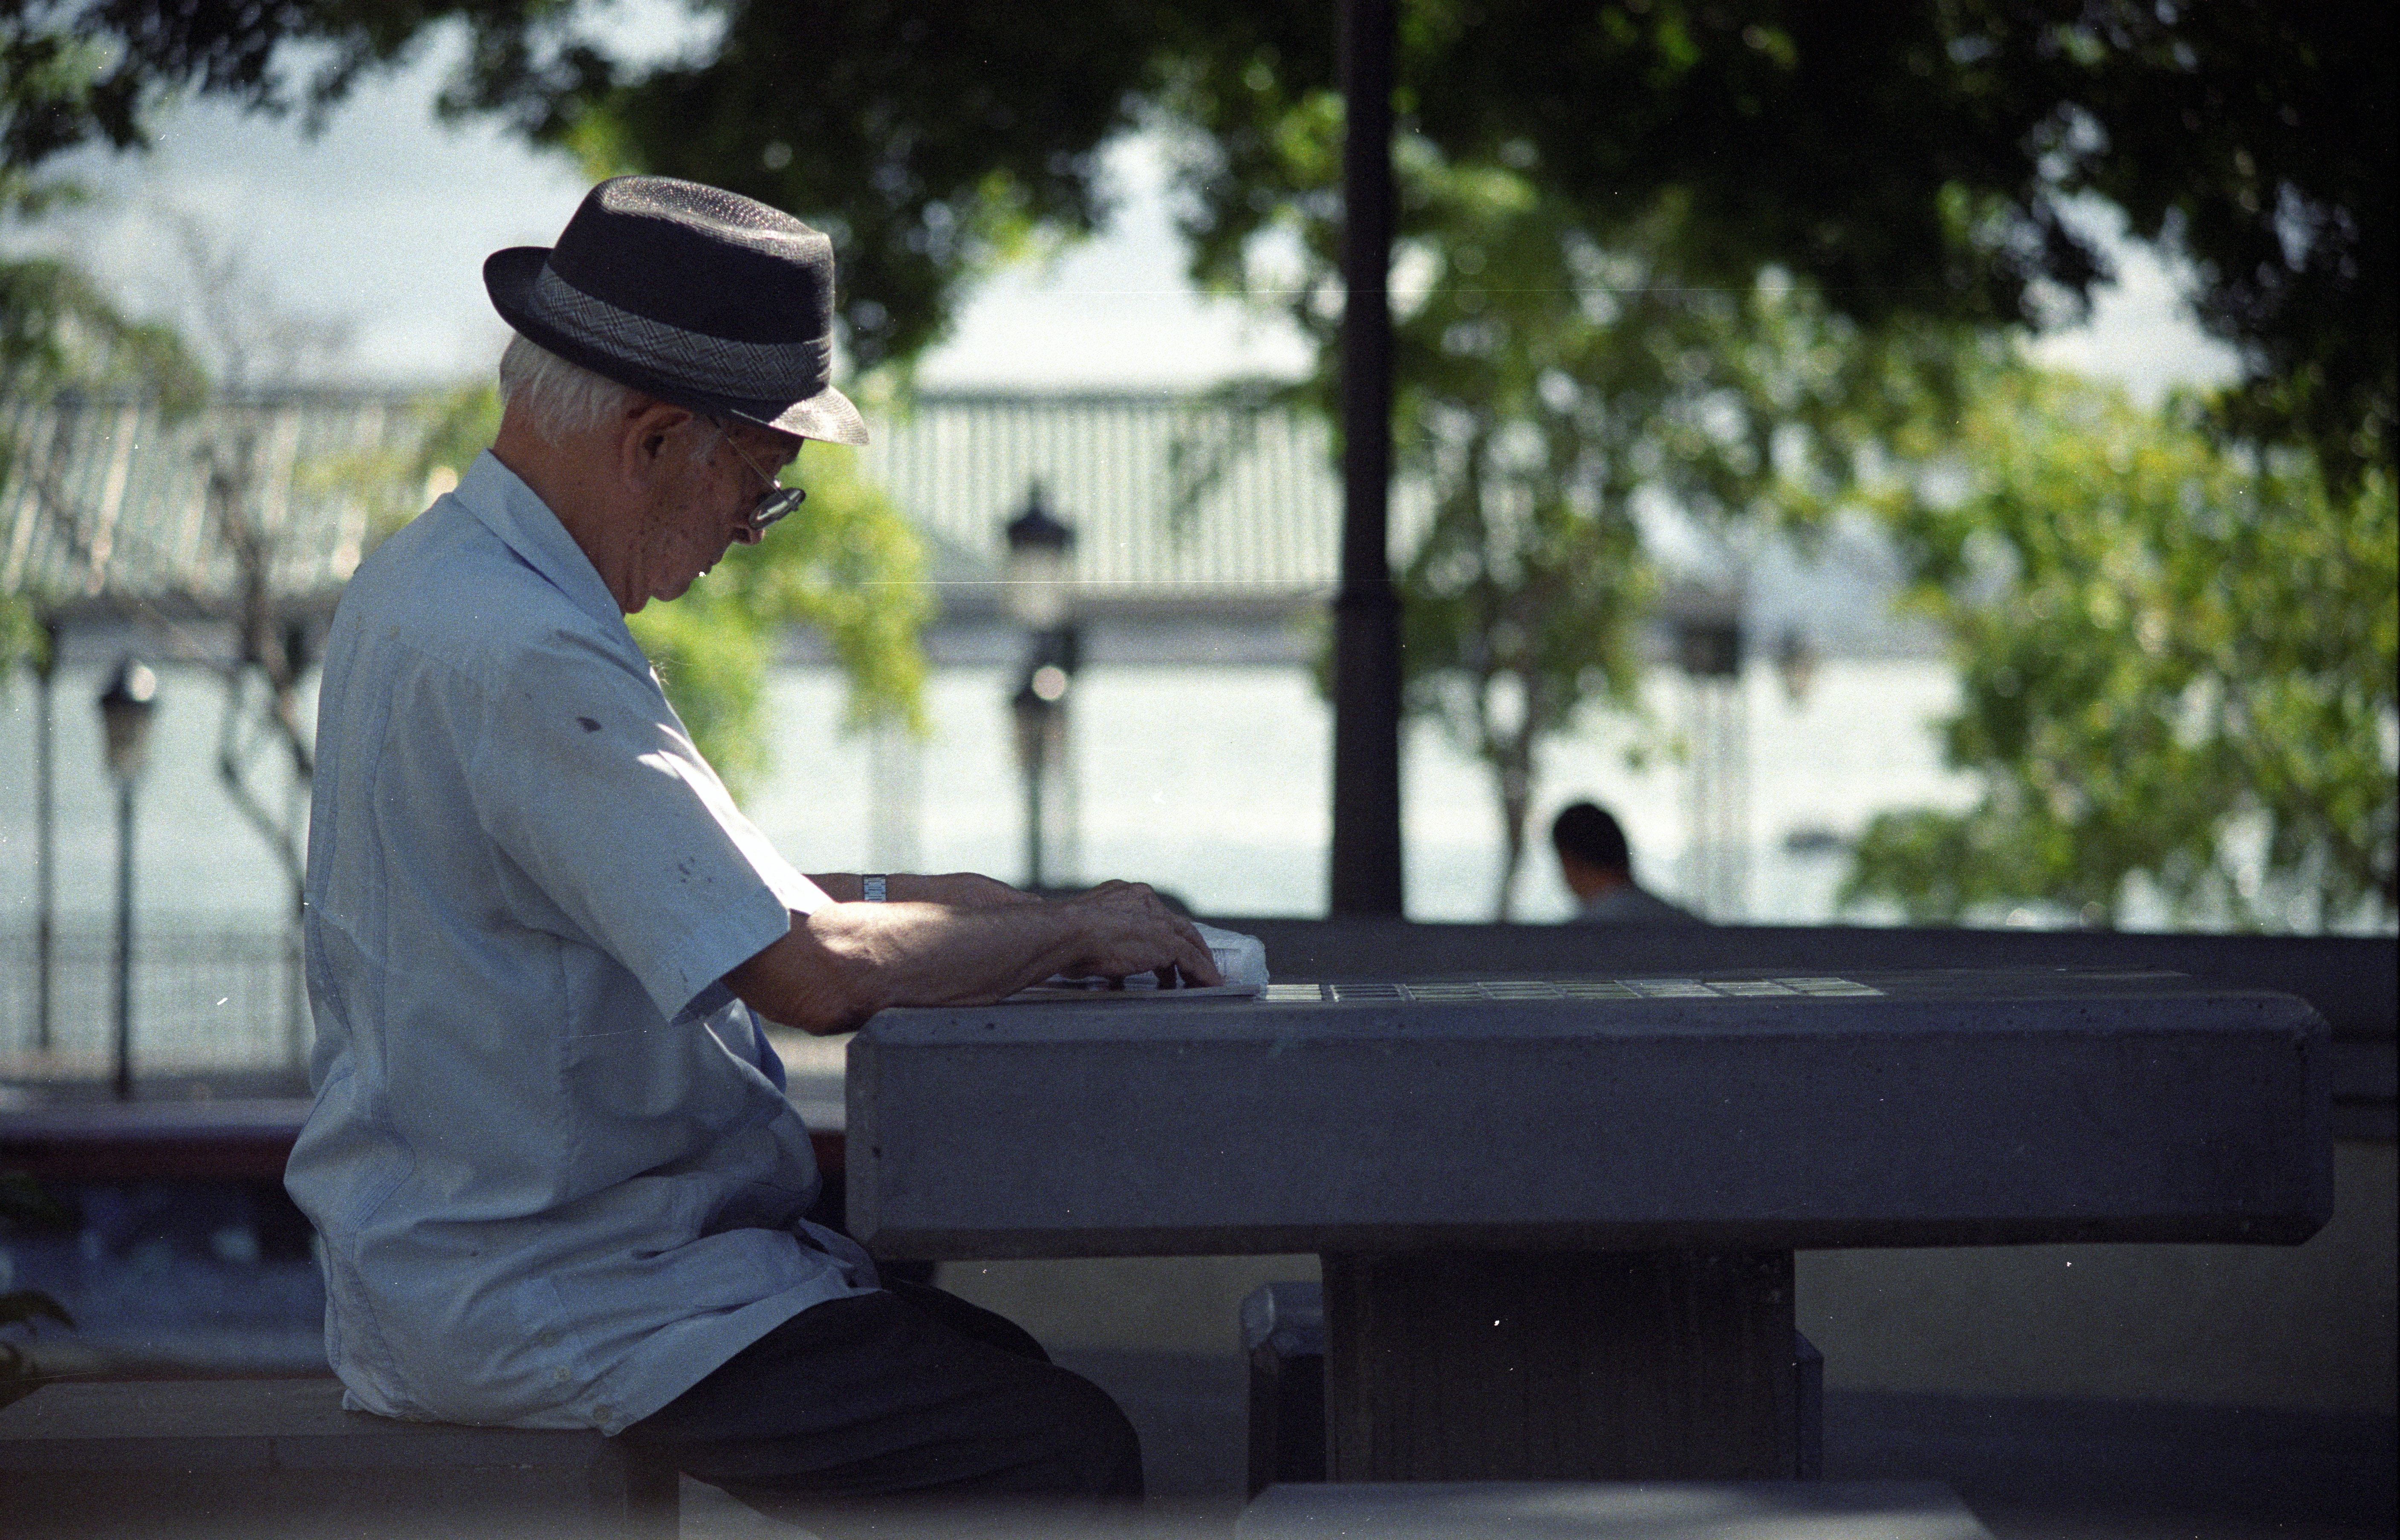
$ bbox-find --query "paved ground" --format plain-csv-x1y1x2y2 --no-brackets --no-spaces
1813,1387,2394,1540
679,1349,2397,1538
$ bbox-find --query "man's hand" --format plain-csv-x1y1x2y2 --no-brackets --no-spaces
1051,881,1223,989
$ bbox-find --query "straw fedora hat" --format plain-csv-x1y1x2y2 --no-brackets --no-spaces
484,176,868,445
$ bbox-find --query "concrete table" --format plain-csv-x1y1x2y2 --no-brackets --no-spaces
848,969,2330,1483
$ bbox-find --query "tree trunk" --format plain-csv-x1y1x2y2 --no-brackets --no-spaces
1490,706,1536,922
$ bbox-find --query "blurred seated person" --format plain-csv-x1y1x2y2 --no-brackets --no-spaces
1551,801,1702,925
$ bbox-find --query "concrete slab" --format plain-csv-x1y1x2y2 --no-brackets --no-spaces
0,1380,675,1537
1235,1479,1995,1538
849,969,2330,1260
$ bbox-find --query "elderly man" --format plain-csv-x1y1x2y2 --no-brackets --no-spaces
284,176,1218,1531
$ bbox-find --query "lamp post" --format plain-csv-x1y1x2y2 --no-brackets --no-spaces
1668,588,1747,921
33,620,59,1054
1331,0,1404,916
1002,483,1077,891
1011,669,1067,889
98,657,158,1101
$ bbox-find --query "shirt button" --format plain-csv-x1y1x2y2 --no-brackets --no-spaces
554,1368,569,1383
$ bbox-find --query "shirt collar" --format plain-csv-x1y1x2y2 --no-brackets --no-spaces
453,450,631,636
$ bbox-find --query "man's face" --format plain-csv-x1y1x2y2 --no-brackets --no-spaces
630,419,803,607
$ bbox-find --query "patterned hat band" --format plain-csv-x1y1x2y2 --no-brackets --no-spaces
531,267,831,400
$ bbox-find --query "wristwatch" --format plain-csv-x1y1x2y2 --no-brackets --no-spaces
861,875,889,902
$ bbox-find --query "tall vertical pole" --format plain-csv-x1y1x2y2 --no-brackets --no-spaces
113,776,136,1101
1017,675,1051,893
1025,748,1047,892
33,626,56,1053
1330,0,1404,916
286,770,309,1076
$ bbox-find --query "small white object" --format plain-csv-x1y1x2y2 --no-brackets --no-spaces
1196,921,1270,991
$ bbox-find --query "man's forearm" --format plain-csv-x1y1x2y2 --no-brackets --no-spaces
728,902,1082,1035
726,882,1219,1035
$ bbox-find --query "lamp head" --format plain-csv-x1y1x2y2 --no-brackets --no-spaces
98,657,159,783
1002,481,1076,629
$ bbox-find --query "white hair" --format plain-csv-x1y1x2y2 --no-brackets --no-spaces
497,333,645,443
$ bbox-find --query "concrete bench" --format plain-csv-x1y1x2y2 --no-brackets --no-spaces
1236,1479,1995,1538
0,1379,677,1539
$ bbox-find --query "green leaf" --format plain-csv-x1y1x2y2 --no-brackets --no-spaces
1847,370,2397,927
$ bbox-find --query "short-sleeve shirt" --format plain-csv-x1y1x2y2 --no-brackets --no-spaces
286,451,875,1434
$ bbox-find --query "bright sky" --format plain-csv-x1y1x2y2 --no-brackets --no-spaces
12,22,2236,401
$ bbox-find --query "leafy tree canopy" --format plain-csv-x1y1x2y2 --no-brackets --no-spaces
0,254,204,406
7,2,2386,467
1166,0,2389,478
445,0,2389,476
1845,369,2398,929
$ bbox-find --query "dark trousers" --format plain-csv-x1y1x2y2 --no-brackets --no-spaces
618,1280,1141,1535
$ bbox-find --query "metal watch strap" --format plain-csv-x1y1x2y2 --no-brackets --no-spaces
861,875,888,902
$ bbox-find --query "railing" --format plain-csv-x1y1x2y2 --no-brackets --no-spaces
0,926,304,1083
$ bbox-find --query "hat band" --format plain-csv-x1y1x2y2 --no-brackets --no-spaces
532,267,832,401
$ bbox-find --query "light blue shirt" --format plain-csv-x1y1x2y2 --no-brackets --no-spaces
287,451,876,1435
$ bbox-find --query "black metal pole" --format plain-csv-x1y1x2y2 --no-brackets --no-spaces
112,776,135,1101
1330,0,1404,915
1026,741,1046,893
286,763,307,1072
1017,669,1049,892
283,618,310,1072
33,625,55,1053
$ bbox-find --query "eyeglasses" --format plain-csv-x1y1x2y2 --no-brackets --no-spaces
711,420,808,533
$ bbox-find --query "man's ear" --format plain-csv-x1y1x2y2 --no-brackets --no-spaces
617,398,695,486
